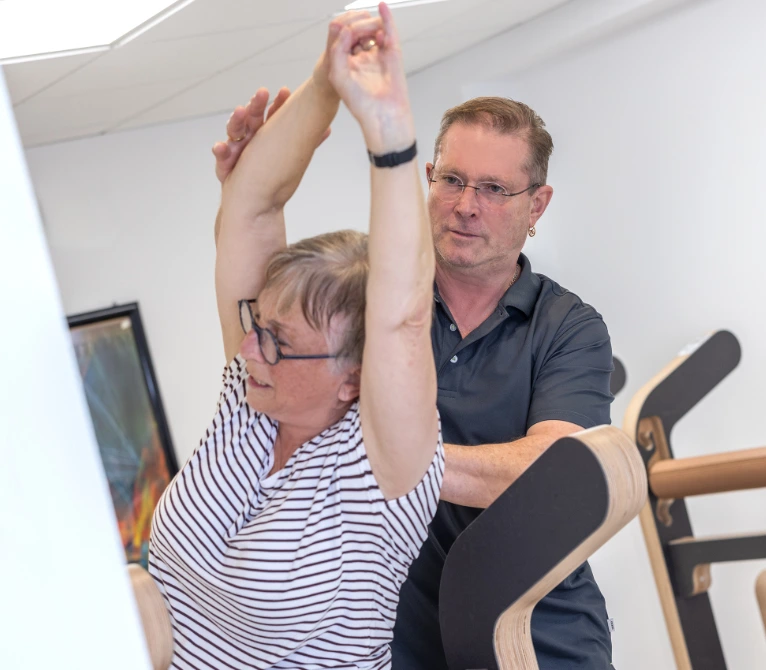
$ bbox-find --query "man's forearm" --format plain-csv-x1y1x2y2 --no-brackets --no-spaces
440,436,554,508
441,420,583,508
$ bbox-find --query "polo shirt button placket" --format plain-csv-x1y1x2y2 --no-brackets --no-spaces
449,324,457,332
450,355,458,364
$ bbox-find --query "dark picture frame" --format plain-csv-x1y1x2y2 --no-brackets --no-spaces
68,302,178,567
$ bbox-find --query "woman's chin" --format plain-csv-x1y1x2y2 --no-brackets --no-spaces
245,385,273,414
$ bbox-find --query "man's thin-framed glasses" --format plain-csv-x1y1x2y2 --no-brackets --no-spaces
428,174,541,206
238,299,338,366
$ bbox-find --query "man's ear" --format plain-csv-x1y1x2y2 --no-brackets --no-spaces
338,366,361,403
530,184,554,226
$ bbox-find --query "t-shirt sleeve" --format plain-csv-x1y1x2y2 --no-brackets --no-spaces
378,434,444,562
217,355,248,410
346,408,445,562
527,309,613,430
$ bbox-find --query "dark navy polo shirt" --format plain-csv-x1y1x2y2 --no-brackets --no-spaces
392,253,615,669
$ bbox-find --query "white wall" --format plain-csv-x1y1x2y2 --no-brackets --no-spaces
21,0,766,667
0,70,151,670
470,0,766,667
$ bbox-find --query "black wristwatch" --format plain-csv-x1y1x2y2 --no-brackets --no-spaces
367,141,417,168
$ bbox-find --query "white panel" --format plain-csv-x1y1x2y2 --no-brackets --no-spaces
10,0,662,144
0,69,151,670
247,22,331,65
118,0,560,132
137,0,344,41
3,52,102,104
116,57,314,130
14,80,199,141
402,27,490,73
31,22,314,99
423,0,569,39
7,0,575,144
20,124,108,148
388,0,493,41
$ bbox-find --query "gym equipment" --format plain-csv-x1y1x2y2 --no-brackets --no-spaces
623,330,766,669
612,355,627,395
756,571,766,637
439,425,646,669
128,564,173,670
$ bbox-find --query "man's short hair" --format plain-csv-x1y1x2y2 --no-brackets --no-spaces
433,97,554,186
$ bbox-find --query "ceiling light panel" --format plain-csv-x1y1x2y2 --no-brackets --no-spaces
344,0,448,11
0,0,195,62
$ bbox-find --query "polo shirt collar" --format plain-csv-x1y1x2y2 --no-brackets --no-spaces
500,252,540,316
433,253,540,317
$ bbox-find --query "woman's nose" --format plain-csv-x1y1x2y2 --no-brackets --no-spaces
240,329,265,362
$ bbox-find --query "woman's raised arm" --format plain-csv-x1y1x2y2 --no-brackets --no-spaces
215,13,374,362
330,3,438,499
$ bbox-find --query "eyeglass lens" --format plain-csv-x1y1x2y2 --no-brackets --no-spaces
432,179,507,205
240,300,279,365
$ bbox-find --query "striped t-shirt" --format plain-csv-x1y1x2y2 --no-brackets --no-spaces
149,355,444,669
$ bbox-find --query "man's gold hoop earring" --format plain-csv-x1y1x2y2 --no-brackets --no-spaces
528,227,536,237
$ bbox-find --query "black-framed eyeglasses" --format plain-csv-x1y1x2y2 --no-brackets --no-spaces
428,174,541,207
238,299,338,366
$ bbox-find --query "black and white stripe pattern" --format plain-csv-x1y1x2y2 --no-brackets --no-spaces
149,356,444,669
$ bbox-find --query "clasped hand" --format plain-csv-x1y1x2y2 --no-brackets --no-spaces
213,2,414,184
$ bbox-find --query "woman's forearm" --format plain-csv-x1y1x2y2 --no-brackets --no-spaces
366,125,434,328
215,75,337,362
221,76,340,223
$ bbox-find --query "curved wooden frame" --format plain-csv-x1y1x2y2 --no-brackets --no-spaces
439,425,646,669
128,564,173,670
757,571,766,637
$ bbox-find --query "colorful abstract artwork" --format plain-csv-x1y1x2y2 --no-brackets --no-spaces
69,304,177,568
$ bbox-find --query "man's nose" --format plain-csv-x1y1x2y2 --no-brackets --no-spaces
455,185,481,215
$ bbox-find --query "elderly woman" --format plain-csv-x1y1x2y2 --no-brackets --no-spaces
148,5,442,669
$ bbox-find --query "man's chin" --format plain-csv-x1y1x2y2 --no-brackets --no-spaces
436,245,482,270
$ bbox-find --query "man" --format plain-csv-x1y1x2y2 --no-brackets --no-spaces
213,89,614,669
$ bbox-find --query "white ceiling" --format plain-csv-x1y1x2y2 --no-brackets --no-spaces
3,0,569,147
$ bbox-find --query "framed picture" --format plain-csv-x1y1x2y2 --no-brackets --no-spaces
68,302,178,568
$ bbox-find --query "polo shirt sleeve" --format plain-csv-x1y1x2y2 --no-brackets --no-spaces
527,307,613,430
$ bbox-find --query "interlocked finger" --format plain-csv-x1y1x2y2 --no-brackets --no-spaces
226,106,249,143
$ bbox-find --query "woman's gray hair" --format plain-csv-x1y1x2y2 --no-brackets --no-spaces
263,229,369,367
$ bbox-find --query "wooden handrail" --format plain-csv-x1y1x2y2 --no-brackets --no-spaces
128,564,173,670
756,571,766,636
649,445,766,499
